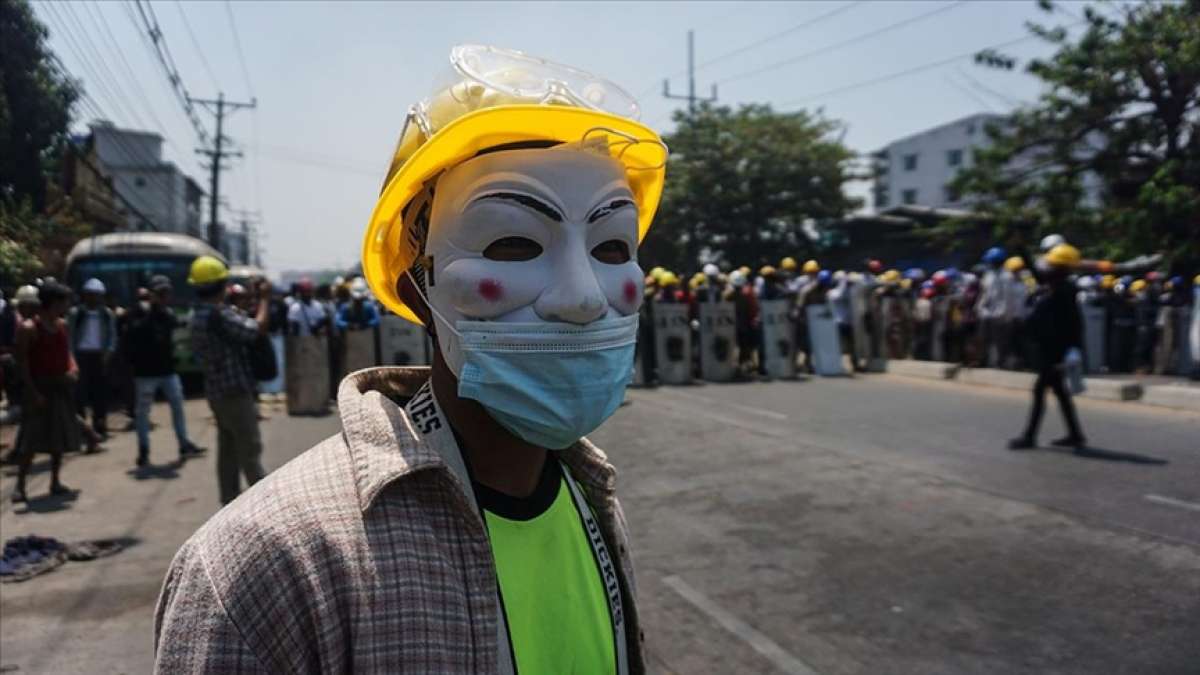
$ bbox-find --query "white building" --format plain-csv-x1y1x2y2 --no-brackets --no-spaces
872,113,1004,211
873,112,1103,212
89,121,205,236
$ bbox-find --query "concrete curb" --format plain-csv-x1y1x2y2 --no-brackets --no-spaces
957,367,1033,390
1079,378,1143,402
1139,384,1200,412
884,359,959,380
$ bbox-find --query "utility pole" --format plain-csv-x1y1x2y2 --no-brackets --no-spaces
231,208,261,266
189,92,256,250
663,30,718,114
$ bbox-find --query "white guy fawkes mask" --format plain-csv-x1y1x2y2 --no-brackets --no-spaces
422,145,644,376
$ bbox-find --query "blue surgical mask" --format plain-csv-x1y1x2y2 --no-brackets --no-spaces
454,314,638,450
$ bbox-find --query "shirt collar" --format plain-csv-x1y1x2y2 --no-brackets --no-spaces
336,367,617,514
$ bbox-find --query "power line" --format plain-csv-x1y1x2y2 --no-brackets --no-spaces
956,67,1025,108
189,93,256,248
776,22,1085,109
697,1,865,72
717,1,969,86
224,0,255,98
83,0,172,137
945,74,996,112
128,0,211,146
174,0,221,92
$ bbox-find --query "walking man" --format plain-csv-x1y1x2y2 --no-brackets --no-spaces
68,278,116,438
1009,244,1088,450
187,256,270,504
124,275,205,466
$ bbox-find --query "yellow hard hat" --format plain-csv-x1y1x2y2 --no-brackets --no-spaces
1100,274,1116,289
900,278,913,290
1130,279,1147,293
1043,243,1082,268
760,265,776,277
1194,274,1200,286
659,271,679,287
360,46,668,324
802,259,820,274
1004,256,1025,272
688,274,704,290
738,265,751,277
780,257,798,271
649,266,666,281
188,255,229,286
883,269,901,283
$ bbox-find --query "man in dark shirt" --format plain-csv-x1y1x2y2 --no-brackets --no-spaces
125,276,205,466
1009,245,1088,450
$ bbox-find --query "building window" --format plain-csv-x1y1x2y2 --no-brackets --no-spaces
902,154,918,171
947,149,963,167
944,185,960,203
876,188,890,209
902,189,918,205
966,122,976,136
134,177,146,188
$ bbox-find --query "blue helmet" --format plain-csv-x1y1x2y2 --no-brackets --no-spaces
904,267,926,281
982,246,1006,265
945,267,961,279
816,269,833,286
921,279,935,290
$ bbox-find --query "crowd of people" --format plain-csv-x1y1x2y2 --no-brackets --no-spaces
635,237,1199,383
0,260,386,505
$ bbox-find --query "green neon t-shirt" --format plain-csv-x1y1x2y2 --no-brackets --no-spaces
478,460,616,674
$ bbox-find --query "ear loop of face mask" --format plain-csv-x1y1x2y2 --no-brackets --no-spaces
406,268,466,340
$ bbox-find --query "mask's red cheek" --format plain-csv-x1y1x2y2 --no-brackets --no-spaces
623,279,638,304
478,279,503,302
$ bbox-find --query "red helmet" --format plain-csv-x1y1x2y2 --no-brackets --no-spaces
866,259,883,274
1144,271,1162,282
920,287,935,299
932,270,949,287
296,277,315,293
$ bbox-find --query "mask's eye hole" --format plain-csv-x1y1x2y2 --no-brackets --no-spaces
591,240,631,264
483,236,542,261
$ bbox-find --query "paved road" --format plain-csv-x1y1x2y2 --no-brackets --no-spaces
1,374,1197,674
595,374,1200,674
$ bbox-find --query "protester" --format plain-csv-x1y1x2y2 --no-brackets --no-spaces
156,47,655,671
123,275,206,467
187,255,270,505
286,278,328,336
11,282,79,503
731,269,760,377
1009,244,1088,450
68,278,117,438
335,278,380,331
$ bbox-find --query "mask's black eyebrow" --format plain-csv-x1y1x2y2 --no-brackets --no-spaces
469,192,563,222
587,198,635,224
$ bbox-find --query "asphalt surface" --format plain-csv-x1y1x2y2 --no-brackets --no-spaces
1,373,1197,674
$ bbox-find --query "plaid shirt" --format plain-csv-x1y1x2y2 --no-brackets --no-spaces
190,303,259,398
154,367,645,673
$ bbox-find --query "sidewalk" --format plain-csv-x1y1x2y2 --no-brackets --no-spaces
0,396,342,674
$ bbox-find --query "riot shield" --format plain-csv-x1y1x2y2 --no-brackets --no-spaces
258,333,285,395
286,334,330,415
760,299,796,379
930,296,949,362
653,303,692,384
806,304,846,376
850,284,873,368
1081,304,1107,374
380,315,429,366
698,302,737,382
343,328,379,374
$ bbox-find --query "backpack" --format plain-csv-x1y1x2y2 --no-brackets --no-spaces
207,306,278,382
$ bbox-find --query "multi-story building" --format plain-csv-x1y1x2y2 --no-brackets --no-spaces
873,112,1103,212
872,113,1005,211
88,121,205,236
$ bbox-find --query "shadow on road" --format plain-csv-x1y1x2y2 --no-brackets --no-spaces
11,488,80,514
126,461,184,481
1056,446,1170,466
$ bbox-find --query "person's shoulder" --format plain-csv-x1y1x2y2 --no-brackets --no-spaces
184,434,363,588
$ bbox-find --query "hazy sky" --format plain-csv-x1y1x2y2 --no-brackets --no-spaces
34,0,1092,272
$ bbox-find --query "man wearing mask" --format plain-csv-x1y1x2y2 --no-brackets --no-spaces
156,46,661,673
123,276,206,466
68,278,116,438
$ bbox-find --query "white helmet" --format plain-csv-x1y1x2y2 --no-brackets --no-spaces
702,263,720,277
350,277,370,300
83,277,106,294
1039,234,1066,252
729,270,747,288
15,285,40,306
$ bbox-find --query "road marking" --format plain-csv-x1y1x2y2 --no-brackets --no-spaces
662,575,820,675
669,389,788,421
1144,494,1200,512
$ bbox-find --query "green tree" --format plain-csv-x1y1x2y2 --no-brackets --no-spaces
1,0,80,281
952,0,1200,265
641,103,861,274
